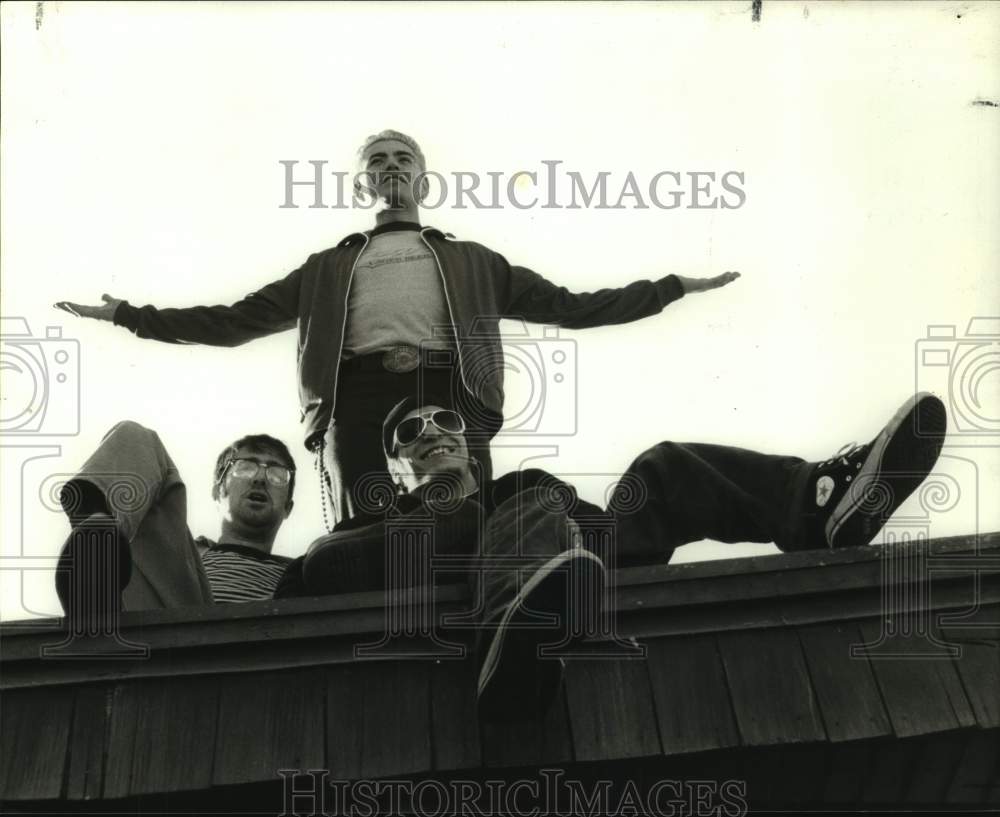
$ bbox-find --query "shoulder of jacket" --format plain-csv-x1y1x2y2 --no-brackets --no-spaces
333,233,367,250
422,230,506,262
420,226,458,244
330,227,504,266
333,227,460,249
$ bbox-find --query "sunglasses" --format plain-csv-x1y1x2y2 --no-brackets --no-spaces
393,409,466,450
224,457,293,487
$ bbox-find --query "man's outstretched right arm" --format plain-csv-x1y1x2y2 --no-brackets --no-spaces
55,261,308,347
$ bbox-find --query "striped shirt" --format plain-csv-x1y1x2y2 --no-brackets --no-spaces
197,540,292,604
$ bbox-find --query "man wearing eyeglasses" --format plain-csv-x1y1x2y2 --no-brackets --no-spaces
54,129,739,535
55,420,297,620
278,390,947,720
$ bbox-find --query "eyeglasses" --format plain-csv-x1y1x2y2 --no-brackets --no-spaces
392,409,466,450
223,458,293,487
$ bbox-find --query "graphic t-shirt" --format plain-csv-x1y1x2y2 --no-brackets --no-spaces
342,227,454,358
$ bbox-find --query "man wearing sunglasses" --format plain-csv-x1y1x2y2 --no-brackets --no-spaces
275,398,606,719
54,129,739,534
55,420,297,622
278,390,947,721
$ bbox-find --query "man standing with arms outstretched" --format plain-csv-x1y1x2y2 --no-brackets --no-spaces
56,130,739,530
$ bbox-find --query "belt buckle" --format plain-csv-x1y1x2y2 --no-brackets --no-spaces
382,346,421,373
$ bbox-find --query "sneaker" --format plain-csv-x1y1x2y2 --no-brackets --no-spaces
477,548,606,722
816,393,947,549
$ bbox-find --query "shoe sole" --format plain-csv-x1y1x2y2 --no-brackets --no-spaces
477,549,605,721
825,393,947,548
55,514,132,618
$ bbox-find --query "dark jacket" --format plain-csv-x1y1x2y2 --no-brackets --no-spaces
273,468,608,599
114,226,685,448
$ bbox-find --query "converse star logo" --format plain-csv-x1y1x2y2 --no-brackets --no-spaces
816,476,835,507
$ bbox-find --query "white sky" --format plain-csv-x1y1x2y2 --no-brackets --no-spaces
2,1,998,621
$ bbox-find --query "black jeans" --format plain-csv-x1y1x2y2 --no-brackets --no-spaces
610,440,817,563
316,364,496,531
475,441,815,634
303,440,817,655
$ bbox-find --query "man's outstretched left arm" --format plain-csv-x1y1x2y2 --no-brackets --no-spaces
501,260,739,328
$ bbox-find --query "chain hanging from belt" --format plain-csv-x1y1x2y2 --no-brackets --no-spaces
315,439,334,534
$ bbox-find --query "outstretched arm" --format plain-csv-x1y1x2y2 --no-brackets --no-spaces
55,294,122,321
675,271,740,294
53,263,307,347
500,256,740,329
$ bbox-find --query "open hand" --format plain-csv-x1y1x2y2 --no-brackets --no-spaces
676,271,740,295
54,294,123,322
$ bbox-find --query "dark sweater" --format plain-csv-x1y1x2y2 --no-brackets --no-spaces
273,469,607,599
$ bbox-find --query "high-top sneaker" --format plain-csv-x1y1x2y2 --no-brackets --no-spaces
477,548,606,722
811,392,947,549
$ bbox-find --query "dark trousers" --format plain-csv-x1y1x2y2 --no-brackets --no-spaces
611,441,817,563
316,365,496,531
476,441,815,631
304,440,817,651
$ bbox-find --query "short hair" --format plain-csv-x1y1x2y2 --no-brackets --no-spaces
212,434,297,502
357,129,426,170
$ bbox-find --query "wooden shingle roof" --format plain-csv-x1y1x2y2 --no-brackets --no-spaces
1,532,998,811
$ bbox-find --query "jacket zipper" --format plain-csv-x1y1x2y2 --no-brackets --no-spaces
330,233,371,414
420,228,474,400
